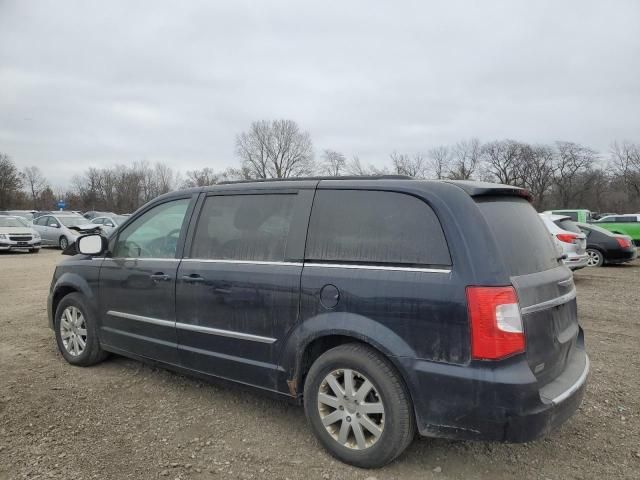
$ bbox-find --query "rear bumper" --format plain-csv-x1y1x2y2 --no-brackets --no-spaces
605,248,637,264
398,336,588,442
564,253,588,270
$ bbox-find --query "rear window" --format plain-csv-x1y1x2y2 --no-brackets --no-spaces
477,197,559,276
554,218,581,233
306,190,451,266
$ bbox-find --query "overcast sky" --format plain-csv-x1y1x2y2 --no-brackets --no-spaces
1,0,639,187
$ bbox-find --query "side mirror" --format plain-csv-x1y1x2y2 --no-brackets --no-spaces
77,234,106,256
49,222,59,228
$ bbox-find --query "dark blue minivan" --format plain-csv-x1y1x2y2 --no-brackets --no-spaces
48,177,588,467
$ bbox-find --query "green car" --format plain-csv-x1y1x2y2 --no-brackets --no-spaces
592,214,640,246
544,209,594,223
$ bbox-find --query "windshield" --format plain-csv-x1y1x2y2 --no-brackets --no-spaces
58,216,87,227
0,217,27,228
114,215,128,224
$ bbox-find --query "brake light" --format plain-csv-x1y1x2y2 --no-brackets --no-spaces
466,286,525,360
556,233,578,243
616,237,632,248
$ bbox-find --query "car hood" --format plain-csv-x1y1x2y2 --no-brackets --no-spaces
0,226,36,235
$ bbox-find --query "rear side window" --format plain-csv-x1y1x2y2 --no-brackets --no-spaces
554,218,581,233
477,197,559,276
191,194,295,262
306,190,451,266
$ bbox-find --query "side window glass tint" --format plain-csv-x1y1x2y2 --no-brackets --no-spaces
191,194,296,262
306,190,451,266
114,199,190,258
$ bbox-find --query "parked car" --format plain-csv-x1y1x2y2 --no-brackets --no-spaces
83,210,117,220
591,214,640,246
32,213,93,249
576,222,637,267
33,210,54,219
539,214,589,270
84,215,129,235
0,215,41,252
592,212,617,220
0,210,37,222
544,209,593,223
48,178,588,468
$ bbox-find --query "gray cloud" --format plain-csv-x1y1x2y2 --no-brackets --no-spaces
1,0,639,186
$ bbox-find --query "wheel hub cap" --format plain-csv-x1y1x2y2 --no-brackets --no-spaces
60,306,87,357
317,369,385,450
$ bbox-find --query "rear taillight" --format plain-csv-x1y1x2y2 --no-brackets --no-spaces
556,233,578,243
466,286,525,360
616,237,632,248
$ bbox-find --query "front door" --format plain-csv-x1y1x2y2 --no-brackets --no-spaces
98,196,194,364
175,190,312,389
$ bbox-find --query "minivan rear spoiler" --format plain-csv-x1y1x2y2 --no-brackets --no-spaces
443,180,532,202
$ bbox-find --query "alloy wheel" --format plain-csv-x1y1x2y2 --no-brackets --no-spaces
59,306,87,356
586,250,601,267
317,369,385,450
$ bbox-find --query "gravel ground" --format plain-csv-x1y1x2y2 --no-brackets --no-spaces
1,248,638,480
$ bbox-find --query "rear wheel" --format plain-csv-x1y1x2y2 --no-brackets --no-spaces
303,343,415,468
59,236,69,250
586,248,604,267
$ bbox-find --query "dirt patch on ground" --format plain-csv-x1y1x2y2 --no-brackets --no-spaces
1,248,638,479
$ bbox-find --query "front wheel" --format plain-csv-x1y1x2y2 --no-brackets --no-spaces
303,344,415,468
59,236,69,250
586,248,604,267
54,293,107,366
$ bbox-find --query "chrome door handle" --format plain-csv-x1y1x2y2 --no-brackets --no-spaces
150,273,170,282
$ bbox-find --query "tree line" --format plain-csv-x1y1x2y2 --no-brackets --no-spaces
1,119,639,213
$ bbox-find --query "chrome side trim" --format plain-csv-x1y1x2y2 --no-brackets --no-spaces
304,263,451,274
107,310,175,328
520,288,577,315
103,257,180,262
549,355,589,405
106,310,276,344
176,323,276,344
181,258,303,267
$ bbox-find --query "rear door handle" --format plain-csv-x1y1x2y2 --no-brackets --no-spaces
150,273,171,282
182,274,205,283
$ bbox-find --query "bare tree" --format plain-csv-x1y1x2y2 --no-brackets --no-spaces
390,152,428,177
344,155,389,176
611,141,640,201
0,153,23,209
519,144,556,209
427,146,452,179
553,141,596,207
449,138,481,180
21,166,49,209
236,119,315,179
321,150,346,176
182,167,221,188
481,140,524,185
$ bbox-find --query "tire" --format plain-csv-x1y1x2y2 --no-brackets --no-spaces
54,292,108,366
586,248,604,267
59,236,69,250
303,343,415,468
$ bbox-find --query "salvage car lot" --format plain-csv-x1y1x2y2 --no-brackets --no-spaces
0,249,638,480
